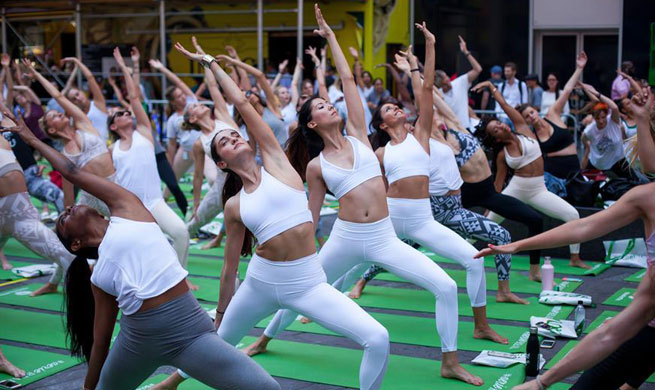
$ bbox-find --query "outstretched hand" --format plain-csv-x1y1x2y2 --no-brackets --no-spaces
278,59,289,73
474,243,519,259
173,42,204,63
631,87,653,119
191,36,207,56
130,46,140,64
0,109,33,142
305,46,320,66
393,54,411,74
458,35,467,53
216,54,237,66
471,80,493,93
113,47,126,68
224,45,239,60
576,51,587,69
348,46,359,60
313,3,333,38
0,53,10,67
398,45,417,67
20,58,36,75
416,22,435,44
148,58,164,70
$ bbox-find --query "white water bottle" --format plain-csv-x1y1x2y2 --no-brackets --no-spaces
541,257,554,291
574,300,586,336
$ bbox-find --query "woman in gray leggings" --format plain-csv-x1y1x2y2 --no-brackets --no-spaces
5,109,279,390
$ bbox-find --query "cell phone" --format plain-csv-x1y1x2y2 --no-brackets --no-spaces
540,339,556,349
0,379,22,389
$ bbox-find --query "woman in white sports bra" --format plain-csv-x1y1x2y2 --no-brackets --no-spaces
159,19,391,390
23,59,115,216
109,48,193,291
474,80,585,279
244,20,488,386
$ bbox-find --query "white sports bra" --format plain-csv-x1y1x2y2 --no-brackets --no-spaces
319,136,381,199
383,133,430,185
63,130,108,168
503,134,542,170
0,148,21,177
239,167,313,245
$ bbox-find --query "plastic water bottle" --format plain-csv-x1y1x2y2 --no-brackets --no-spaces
525,326,540,377
541,257,554,291
574,300,586,336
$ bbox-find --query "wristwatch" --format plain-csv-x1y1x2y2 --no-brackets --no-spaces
201,54,216,68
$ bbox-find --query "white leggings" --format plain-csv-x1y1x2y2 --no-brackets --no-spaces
149,198,190,268
387,197,487,308
219,253,389,390
264,216,460,352
187,169,226,236
487,176,580,254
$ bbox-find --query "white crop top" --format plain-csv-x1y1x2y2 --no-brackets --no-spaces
383,133,430,185
319,136,381,199
91,217,188,315
63,130,108,168
112,132,163,210
429,139,463,196
239,167,313,245
503,134,542,170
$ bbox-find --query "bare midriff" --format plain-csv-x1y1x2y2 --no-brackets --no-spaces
255,222,317,262
337,177,389,223
0,171,28,198
387,175,429,199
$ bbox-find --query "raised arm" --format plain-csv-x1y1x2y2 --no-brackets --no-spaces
224,45,251,91
632,89,655,174
61,57,106,112
458,36,482,83
306,47,329,102
129,46,144,101
581,82,620,124
413,22,436,145
62,66,79,97
22,59,97,135
1,54,13,104
12,85,40,105
432,87,467,131
290,58,303,107
149,59,195,98
549,52,587,120
378,63,412,103
113,48,152,142
473,79,534,138
270,59,288,90
348,47,367,91
315,5,367,141
4,112,148,220
616,69,642,96
106,76,130,110
217,55,281,116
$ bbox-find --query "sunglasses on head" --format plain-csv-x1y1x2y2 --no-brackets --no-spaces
245,90,253,98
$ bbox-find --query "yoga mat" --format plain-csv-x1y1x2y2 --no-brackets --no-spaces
255,311,533,352
583,310,619,334
0,260,36,281
545,340,577,370
625,269,646,283
1,239,42,260
418,249,591,276
138,374,210,389
242,336,527,390
186,256,249,278
549,384,572,390
354,285,574,321
602,287,635,307
0,284,64,312
0,345,81,386
189,276,221,302
0,307,119,349
376,269,582,294
188,243,228,257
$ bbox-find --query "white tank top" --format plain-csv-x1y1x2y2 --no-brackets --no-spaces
91,216,188,315
319,136,381,199
112,132,163,210
429,138,463,196
383,133,430,185
63,130,108,168
504,134,542,170
87,100,109,142
239,167,313,245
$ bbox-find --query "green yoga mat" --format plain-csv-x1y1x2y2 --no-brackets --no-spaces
376,269,582,294
0,307,69,348
186,256,249,278
0,260,36,281
354,285,573,321
603,287,635,307
419,249,591,276
0,345,81,386
189,244,225,257
138,374,210,389
2,238,43,260
255,311,532,353
241,336,526,390
189,276,221,302
583,310,619,334
0,284,64,312
625,269,646,282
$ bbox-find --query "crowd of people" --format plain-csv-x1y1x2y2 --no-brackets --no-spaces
0,3,654,389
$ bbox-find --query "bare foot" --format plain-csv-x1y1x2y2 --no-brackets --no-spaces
150,373,183,390
348,279,367,299
242,339,269,357
474,326,509,344
201,236,222,250
528,271,541,282
30,282,58,297
570,257,592,269
496,291,530,305
441,363,483,386
0,359,26,378
186,280,199,291
1,260,12,270
300,316,312,324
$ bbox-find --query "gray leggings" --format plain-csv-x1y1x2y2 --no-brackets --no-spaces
97,291,279,390
0,192,73,284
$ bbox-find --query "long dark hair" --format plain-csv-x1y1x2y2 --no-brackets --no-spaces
209,133,254,256
285,96,325,178
369,98,402,150
56,227,98,361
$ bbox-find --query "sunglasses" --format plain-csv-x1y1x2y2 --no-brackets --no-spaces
245,90,253,98
109,110,130,125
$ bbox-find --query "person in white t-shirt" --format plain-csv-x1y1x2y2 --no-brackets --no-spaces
581,84,632,178
436,36,482,129
495,62,528,128
274,58,303,127
61,57,109,141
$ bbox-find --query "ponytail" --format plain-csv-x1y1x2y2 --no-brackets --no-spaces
210,133,255,256
64,255,95,361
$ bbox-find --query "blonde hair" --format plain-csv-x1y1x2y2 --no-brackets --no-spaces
181,105,201,131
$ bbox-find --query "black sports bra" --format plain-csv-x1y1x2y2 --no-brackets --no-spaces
537,119,574,154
